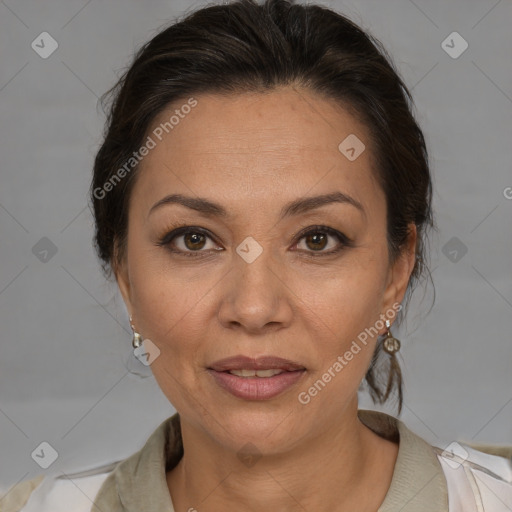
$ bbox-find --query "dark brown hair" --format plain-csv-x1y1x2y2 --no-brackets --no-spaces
89,0,435,415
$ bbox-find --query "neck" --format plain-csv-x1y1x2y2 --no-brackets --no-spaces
166,402,398,512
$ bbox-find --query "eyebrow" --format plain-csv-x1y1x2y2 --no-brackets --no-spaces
148,191,365,220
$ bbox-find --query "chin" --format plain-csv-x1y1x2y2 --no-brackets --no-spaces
211,405,302,448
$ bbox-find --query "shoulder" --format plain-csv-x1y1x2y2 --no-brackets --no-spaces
0,475,44,512
1,415,179,512
435,441,512,510
362,409,512,510
0,462,118,512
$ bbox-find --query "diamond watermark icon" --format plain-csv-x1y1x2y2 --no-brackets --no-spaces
31,441,59,469
237,442,262,468
236,236,263,264
440,441,469,469
338,134,365,161
442,236,468,263
32,237,58,263
134,339,161,366
31,32,59,59
441,32,468,59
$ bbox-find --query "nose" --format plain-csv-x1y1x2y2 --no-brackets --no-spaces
217,240,293,334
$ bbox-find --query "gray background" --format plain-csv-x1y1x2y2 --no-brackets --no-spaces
1,0,511,493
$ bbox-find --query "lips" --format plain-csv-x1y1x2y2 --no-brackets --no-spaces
208,355,306,373
207,355,306,400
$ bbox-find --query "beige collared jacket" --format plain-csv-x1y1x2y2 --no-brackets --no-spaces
2,409,512,511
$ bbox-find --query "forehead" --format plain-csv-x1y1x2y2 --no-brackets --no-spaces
133,87,383,218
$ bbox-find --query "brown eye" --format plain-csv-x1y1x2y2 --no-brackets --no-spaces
294,225,353,256
157,226,220,257
183,232,207,251
157,224,352,258
304,232,328,251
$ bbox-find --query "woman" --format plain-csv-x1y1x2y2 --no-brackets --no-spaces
4,0,511,510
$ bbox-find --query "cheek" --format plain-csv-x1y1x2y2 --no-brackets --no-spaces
132,274,203,353
291,253,388,389
129,268,207,408
291,276,386,409
126,251,188,353
125,220,206,345
296,251,388,333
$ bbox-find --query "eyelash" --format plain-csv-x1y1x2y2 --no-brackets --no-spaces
155,223,353,258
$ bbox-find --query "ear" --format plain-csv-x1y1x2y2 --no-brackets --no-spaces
381,223,417,320
113,250,134,318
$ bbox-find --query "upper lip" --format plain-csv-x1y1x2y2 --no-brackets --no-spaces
208,355,306,372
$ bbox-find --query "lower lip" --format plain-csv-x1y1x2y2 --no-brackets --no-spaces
207,369,306,400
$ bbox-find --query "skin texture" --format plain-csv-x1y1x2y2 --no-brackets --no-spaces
116,86,417,511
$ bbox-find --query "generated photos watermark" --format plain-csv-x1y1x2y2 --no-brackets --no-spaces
298,302,402,405
93,97,198,200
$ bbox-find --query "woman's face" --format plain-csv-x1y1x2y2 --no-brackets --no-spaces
116,87,415,454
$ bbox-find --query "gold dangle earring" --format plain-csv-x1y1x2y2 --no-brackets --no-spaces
129,314,143,349
380,318,404,415
382,319,401,354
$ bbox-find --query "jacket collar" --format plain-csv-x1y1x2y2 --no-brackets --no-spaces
93,409,448,511
359,409,448,511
